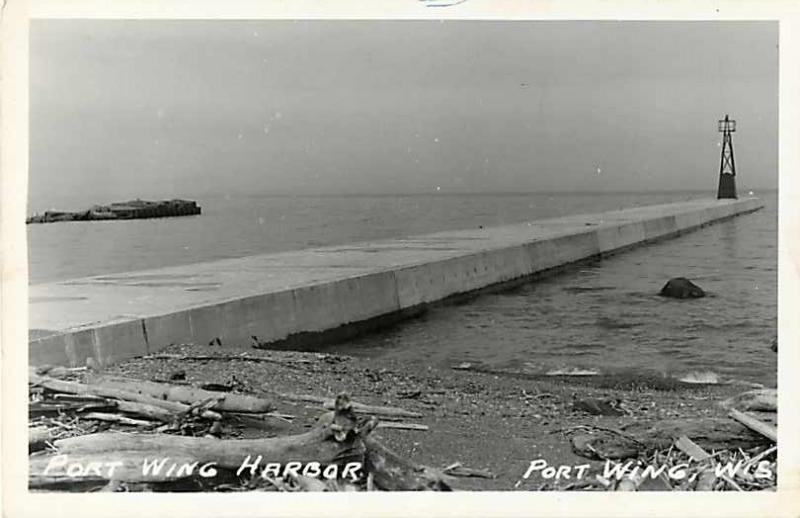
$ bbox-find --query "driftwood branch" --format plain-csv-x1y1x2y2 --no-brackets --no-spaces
728,409,777,442
80,412,155,427
377,422,429,431
277,392,422,419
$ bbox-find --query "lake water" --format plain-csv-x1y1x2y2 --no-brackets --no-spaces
28,191,777,386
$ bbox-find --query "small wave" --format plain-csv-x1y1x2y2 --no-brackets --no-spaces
545,368,600,376
678,371,720,384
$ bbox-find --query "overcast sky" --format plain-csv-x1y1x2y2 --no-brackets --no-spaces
29,20,777,210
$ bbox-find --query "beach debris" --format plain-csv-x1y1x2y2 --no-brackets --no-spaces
720,388,777,413
570,396,626,416
168,369,186,381
568,417,771,461
568,426,643,460
621,417,772,451
563,431,775,492
142,351,322,367
442,462,496,479
770,337,777,352
396,389,423,400
658,277,706,299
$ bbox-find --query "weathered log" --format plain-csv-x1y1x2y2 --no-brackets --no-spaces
30,374,221,420
362,436,450,491
90,375,274,413
721,389,777,413
728,409,777,442
54,427,350,471
277,392,422,418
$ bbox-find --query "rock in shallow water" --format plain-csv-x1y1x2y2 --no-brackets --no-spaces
659,277,706,299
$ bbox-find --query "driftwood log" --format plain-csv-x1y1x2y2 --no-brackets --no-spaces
29,394,448,491
88,375,275,413
570,418,771,460
30,374,222,420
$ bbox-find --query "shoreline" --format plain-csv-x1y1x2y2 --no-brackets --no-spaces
90,342,773,491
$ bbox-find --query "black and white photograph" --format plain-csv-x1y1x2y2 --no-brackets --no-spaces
2,2,799,517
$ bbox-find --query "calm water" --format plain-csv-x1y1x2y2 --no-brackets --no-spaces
28,192,777,385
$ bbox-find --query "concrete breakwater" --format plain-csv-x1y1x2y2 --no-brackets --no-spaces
29,197,763,368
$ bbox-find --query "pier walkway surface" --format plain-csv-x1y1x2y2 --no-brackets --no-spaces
29,198,763,367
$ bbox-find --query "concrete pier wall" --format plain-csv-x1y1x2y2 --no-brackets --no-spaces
29,197,763,367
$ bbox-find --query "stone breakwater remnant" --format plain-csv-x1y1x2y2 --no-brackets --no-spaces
659,277,706,299
26,199,201,224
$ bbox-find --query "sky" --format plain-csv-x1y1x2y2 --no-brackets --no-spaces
29,20,778,210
